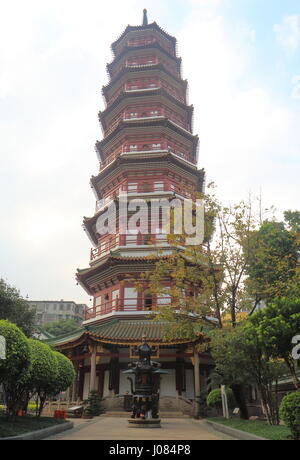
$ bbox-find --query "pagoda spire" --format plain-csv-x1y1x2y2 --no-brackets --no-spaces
143,9,148,26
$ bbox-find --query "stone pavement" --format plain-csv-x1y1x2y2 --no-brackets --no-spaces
47,416,236,440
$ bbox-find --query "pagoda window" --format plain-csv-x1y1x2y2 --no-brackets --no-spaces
157,288,171,305
95,295,102,315
129,112,138,118
128,182,138,192
142,144,150,151
126,234,137,246
150,110,159,116
100,241,107,255
143,183,151,192
144,294,153,310
154,182,164,191
124,288,138,310
129,144,137,152
112,289,119,310
152,143,161,150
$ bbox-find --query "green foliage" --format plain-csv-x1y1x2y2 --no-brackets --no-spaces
206,388,235,409
85,390,103,416
0,320,31,419
52,351,75,394
26,339,58,416
26,339,58,393
245,219,300,302
0,279,36,337
146,186,266,330
209,323,287,425
43,319,80,337
250,298,300,389
208,417,291,440
279,391,300,440
0,320,30,385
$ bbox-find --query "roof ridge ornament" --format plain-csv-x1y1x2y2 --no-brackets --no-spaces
143,8,148,26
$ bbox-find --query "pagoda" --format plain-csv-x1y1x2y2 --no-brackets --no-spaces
47,11,216,415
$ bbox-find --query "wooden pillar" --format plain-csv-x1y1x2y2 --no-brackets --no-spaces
90,345,97,392
193,348,201,418
109,350,119,394
78,361,85,401
71,361,78,401
175,351,185,396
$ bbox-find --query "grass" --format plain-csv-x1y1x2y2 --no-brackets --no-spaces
0,411,67,438
208,417,291,440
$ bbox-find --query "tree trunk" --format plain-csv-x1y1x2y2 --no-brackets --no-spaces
284,356,300,389
230,384,249,419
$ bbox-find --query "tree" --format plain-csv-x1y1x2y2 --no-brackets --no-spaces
146,187,262,332
52,351,75,394
209,323,287,424
25,339,58,416
279,390,300,440
0,278,36,337
0,320,31,419
43,319,81,337
245,216,300,304
250,297,300,389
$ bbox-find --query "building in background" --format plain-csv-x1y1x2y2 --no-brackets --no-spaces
28,300,86,325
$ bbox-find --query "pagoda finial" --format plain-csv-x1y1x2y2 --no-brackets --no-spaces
143,9,148,26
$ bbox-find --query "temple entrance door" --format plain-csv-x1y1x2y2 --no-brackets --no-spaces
159,369,177,396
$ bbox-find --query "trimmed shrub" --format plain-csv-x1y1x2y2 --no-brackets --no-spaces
0,320,31,418
279,390,300,440
0,320,30,384
207,388,235,410
85,390,103,416
26,339,58,416
52,351,75,394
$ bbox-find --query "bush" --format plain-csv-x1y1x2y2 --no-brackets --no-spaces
207,388,235,410
85,390,103,416
0,320,31,418
0,320,30,385
52,351,75,394
26,339,58,416
279,390,300,440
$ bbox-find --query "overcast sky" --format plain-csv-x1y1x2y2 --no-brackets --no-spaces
0,0,299,306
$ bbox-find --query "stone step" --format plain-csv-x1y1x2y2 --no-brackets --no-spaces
103,411,189,419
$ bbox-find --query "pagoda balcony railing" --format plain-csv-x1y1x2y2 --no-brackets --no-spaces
107,84,184,108
125,86,161,93
99,148,196,171
104,114,189,137
84,296,172,320
96,186,195,212
110,60,180,84
126,61,158,69
127,39,156,47
90,234,169,262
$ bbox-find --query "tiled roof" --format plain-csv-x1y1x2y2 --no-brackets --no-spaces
111,23,177,52
45,317,214,348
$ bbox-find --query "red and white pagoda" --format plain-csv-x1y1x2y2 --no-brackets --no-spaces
48,11,215,415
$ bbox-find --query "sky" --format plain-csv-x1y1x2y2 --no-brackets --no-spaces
0,0,299,306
